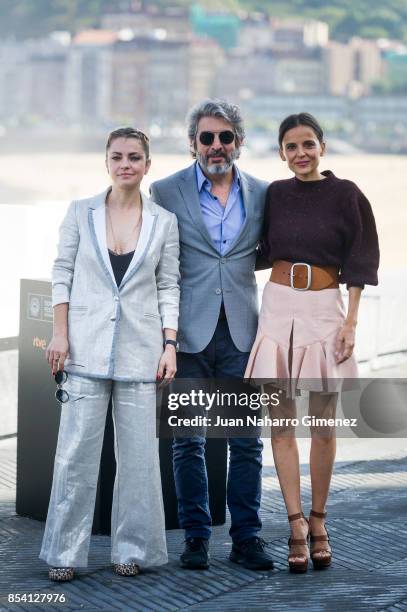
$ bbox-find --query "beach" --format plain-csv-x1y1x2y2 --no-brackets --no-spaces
1,151,406,271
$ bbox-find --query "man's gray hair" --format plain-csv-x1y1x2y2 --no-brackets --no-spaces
187,99,245,149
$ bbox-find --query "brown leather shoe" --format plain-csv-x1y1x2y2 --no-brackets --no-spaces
309,510,332,569
287,512,309,573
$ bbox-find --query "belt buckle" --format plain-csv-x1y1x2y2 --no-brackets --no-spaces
290,262,312,291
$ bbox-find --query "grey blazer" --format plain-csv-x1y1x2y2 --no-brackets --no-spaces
52,188,180,381
150,163,268,353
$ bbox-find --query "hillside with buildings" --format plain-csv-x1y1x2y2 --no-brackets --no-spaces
1,0,407,43
1,2,407,152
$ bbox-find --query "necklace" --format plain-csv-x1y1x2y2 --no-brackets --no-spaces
106,202,142,255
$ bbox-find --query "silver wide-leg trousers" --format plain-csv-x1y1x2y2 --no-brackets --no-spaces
39,375,167,568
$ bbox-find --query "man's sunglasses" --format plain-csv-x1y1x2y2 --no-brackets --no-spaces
199,130,235,146
54,370,84,404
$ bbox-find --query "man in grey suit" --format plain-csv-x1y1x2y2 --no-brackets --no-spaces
150,99,273,571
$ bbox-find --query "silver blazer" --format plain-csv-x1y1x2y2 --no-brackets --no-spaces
52,188,180,381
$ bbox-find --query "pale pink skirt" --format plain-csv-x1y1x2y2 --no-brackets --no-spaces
245,281,358,395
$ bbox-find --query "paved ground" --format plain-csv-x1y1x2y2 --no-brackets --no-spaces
0,437,406,612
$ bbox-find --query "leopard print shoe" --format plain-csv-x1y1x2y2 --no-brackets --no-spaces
113,563,140,577
48,567,74,581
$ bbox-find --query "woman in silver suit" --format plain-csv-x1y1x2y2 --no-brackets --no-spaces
40,127,180,581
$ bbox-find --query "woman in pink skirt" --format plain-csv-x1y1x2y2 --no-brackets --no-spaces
245,113,379,573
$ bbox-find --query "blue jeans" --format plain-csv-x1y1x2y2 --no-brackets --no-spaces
173,317,263,543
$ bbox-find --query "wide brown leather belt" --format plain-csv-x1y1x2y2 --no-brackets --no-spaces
270,260,339,291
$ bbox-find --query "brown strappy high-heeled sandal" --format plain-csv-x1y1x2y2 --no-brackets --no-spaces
309,510,332,569
287,512,310,573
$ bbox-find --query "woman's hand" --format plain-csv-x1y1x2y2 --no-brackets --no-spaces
335,323,356,364
46,335,70,375
336,287,361,365
156,346,177,387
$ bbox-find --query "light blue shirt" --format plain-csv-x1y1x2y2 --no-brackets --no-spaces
195,162,246,256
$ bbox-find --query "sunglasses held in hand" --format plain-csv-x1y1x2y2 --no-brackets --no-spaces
54,370,84,404
199,130,235,146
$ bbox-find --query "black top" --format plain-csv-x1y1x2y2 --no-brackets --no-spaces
260,170,380,288
108,249,135,287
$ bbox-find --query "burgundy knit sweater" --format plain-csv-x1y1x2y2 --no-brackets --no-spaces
260,170,380,287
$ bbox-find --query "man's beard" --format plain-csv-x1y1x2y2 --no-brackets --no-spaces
197,148,240,176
